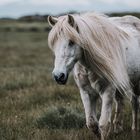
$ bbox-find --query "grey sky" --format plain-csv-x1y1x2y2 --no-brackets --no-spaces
0,0,140,18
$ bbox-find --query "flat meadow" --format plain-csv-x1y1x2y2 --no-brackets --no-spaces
0,19,139,140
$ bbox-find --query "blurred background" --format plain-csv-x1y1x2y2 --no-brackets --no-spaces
0,0,140,140
0,0,140,18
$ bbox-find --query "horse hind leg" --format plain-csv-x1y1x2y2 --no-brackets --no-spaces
113,90,124,134
131,94,139,131
131,81,140,131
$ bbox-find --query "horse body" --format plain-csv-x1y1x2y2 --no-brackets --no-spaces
48,13,140,140
111,16,140,83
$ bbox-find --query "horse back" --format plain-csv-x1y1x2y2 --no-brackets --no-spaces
110,15,140,32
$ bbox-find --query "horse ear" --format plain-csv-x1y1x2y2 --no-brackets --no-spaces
48,16,58,27
68,15,75,27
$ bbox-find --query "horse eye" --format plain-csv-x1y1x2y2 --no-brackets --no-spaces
68,40,74,46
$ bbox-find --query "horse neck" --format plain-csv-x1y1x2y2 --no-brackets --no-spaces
78,48,107,80
78,49,94,72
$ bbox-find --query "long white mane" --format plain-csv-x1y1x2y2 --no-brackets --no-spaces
48,12,133,95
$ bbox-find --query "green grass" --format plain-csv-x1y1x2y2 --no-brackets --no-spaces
0,21,139,140
0,20,50,32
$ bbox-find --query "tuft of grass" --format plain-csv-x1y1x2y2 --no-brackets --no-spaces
36,106,85,129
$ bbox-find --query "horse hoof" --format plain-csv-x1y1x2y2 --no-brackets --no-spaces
113,123,123,134
99,123,111,140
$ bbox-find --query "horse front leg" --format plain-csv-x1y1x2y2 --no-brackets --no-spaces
75,82,100,136
99,85,115,140
73,66,100,138
79,88,100,135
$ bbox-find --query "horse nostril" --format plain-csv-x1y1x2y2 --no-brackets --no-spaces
59,73,65,81
54,75,59,81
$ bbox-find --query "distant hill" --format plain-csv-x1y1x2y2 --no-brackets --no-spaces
0,12,140,22
18,12,140,22
18,11,77,22
109,12,140,18
18,14,49,22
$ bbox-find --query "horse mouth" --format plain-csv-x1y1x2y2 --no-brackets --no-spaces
57,80,67,85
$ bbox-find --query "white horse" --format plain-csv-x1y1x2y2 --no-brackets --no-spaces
47,12,140,140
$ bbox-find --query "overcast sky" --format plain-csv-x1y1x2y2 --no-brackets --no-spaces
0,0,140,18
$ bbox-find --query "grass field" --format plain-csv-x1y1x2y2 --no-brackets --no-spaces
0,20,139,140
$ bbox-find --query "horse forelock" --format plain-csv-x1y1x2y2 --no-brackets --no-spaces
48,12,132,95
48,16,81,48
